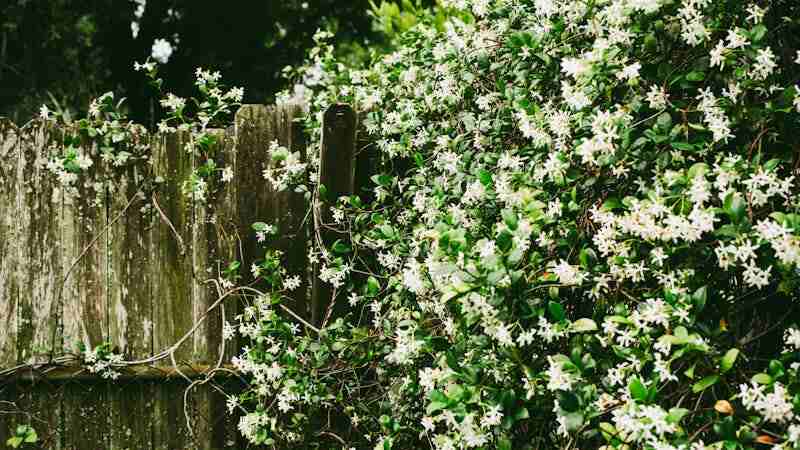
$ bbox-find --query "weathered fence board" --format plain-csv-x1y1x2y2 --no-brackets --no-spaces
0,121,20,368
17,124,65,365
109,380,154,449
0,102,361,448
63,382,109,449
234,104,310,316
312,104,357,326
108,167,153,359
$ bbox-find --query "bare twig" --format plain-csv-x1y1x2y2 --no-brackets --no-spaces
152,193,186,255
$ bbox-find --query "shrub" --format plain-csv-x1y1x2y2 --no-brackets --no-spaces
233,0,800,448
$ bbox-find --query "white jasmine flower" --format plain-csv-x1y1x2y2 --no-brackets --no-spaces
617,62,641,80
151,38,174,64
646,85,669,109
552,260,585,286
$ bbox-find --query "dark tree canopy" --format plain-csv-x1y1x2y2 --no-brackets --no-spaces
0,0,378,124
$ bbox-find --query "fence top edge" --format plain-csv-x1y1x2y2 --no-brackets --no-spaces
0,116,48,133
0,103,312,135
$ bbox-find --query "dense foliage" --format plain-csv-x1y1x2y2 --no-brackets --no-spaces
227,0,800,449
22,0,800,448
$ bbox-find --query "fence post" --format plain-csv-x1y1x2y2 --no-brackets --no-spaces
312,104,357,327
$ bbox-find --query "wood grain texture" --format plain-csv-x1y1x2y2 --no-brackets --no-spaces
235,104,309,317
312,104,357,325
16,122,64,364
108,171,152,450
0,120,20,368
59,140,110,357
62,382,110,450
206,126,241,365
151,132,195,365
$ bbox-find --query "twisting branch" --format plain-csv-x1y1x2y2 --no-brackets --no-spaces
152,192,186,255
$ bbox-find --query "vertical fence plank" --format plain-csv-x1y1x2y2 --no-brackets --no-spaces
354,112,379,204
187,129,224,450
150,131,198,449
59,178,81,356
153,379,195,450
0,120,20,368
234,104,310,316
63,381,109,450
107,170,152,358
207,126,241,364
151,132,195,364
191,127,242,450
191,129,229,366
312,104,357,326
278,105,310,317
107,142,155,450
233,104,279,291
60,137,112,450
15,122,65,365
59,141,109,356
110,379,154,450
20,381,64,450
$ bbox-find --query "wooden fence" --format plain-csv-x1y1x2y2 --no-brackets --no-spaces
0,103,362,449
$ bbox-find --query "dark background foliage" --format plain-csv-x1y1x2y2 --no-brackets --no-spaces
0,0,379,125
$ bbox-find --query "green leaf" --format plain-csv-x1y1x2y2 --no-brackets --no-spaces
750,24,767,42
571,318,598,333
713,416,736,440
667,407,689,424
692,286,708,313
558,391,580,412
599,422,617,442
751,373,772,385
692,375,720,393
656,112,672,130
548,301,565,321
23,431,37,443
768,360,785,378
478,169,492,186
366,276,380,297
685,71,705,82
7,436,23,448
501,209,518,231
447,384,465,401
331,240,352,254
601,197,622,211
720,348,739,374
426,390,449,414
251,222,270,232
671,141,694,152
723,192,746,223
764,158,782,171
578,248,596,269
629,377,648,402
371,174,393,187
684,364,695,379
688,162,709,179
